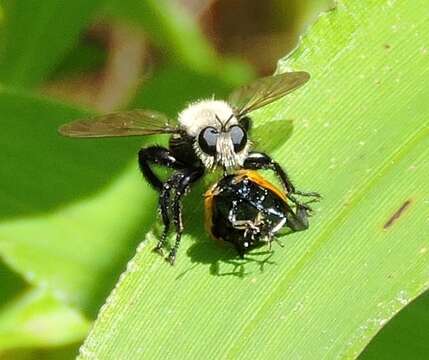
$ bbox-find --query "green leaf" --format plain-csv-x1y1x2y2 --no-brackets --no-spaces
0,288,90,351
1,344,80,360
0,0,107,87
0,261,27,307
360,290,429,359
78,0,429,358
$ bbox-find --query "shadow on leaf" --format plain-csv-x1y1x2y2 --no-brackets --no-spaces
175,182,282,278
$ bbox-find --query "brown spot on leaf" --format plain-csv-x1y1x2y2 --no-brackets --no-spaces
383,199,412,229
384,43,391,50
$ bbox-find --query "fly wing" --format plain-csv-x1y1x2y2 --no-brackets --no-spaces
229,71,310,117
250,119,294,154
58,109,180,138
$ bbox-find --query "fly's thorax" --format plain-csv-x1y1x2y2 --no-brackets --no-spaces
169,132,199,165
178,99,238,137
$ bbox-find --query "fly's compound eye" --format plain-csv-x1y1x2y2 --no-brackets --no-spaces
229,125,247,152
239,116,251,131
198,126,219,156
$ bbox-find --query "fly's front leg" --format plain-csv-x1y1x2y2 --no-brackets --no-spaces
167,167,204,265
138,146,185,190
243,152,321,210
153,180,173,255
153,171,185,255
138,146,186,255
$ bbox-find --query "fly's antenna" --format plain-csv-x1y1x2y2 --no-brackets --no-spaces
224,113,235,128
215,114,224,129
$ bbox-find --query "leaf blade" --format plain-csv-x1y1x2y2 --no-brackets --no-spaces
78,0,429,358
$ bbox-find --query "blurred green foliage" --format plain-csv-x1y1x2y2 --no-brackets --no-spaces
0,0,108,87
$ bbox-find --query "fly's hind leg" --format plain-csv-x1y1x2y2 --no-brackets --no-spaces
294,190,321,198
138,146,185,190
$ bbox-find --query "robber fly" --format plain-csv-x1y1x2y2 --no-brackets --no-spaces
59,71,320,264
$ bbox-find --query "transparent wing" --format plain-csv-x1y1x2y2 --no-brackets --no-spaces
58,109,179,138
250,119,294,154
229,71,310,116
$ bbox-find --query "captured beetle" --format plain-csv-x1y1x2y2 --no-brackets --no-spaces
205,170,310,257
59,71,320,264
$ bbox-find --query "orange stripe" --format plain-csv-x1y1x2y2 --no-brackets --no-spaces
203,183,217,238
234,170,288,202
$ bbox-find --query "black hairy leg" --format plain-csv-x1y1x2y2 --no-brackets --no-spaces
152,167,204,264
153,178,176,255
167,167,204,264
138,146,204,263
243,151,321,211
138,146,186,190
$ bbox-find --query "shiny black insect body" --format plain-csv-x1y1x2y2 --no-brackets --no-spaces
205,171,309,257
59,71,320,264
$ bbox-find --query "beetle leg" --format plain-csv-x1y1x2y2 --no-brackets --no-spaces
274,238,285,248
228,205,258,256
167,167,204,265
235,245,246,259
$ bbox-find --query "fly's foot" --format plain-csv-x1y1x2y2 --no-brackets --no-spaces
294,190,322,199
288,190,321,214
167,249,177,265
288,194,314,213
153,243,165,256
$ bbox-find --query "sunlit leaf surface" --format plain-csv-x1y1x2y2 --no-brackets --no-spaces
78,0,429,358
